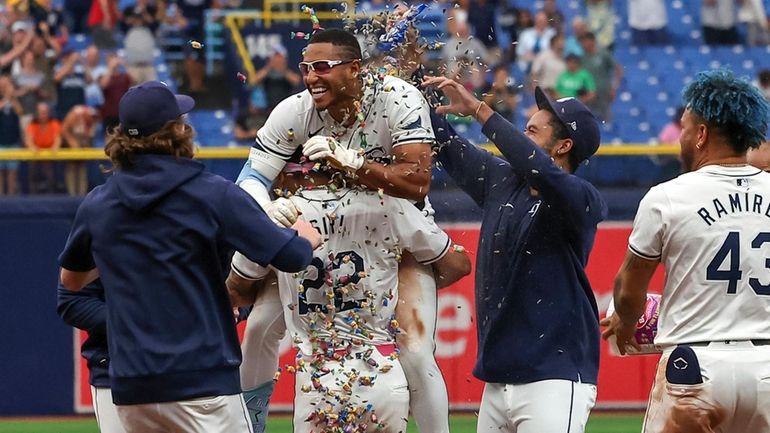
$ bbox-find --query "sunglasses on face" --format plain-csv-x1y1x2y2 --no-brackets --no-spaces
298,59,356,75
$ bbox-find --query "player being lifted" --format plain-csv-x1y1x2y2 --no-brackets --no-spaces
603,70,770,433
228,183,470,433
236,28,455,433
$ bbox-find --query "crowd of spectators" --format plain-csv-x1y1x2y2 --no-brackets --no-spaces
1,0,769,196
0,0,221,195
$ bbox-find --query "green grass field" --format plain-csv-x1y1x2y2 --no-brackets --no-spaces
0,413,643,433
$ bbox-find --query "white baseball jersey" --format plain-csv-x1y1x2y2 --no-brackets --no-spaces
277,188,450,356
629,165,770,346
247,74,435,180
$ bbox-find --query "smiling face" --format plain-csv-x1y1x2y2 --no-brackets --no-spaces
301,42,361,113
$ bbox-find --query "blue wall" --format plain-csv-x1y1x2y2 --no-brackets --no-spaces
0,198,81,415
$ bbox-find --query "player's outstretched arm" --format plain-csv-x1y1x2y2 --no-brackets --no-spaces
302,136,432,201
355,142,432,201
432,245,472,289
431,108,510,208
600,250,658,355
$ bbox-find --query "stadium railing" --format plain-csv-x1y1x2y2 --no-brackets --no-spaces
0,144,681,162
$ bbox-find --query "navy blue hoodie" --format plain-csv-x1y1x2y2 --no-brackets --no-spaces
59,154,312,405
435,112,607,385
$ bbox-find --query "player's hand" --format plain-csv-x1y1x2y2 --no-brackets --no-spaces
264,197,299,228
302,135,364,173
600,313,641,355
292,219,322,250
421,76,481,117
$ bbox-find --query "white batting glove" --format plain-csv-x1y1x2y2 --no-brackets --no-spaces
264,197,299,228
302,135,364,173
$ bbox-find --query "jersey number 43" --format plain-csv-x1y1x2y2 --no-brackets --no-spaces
706,231,770,295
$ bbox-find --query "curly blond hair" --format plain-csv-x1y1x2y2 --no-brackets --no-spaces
105,119,196,169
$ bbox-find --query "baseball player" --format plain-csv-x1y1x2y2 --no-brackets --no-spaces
602,70,770,433
229,186,471,433
421,75,607,433
58,81,319,433
236,28,454,433
57,279,128,433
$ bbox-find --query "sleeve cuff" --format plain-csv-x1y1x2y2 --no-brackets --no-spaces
417,236,452,265
628,245,661,261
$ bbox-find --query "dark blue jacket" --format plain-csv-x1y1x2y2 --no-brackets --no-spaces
57,280,110,388
59,154,312,405
435,112,607,385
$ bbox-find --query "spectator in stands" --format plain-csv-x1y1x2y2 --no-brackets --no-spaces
516,11,556,73
530,32,566,96
442,9,492,84
496,4,521,62
96,52,132,136
586,0,615,51
29,28,60,97
252,44,300,111
657,106,685,144
702,0,739,45
481,65,519,123
579,31,622,121
53,49,87,120
555,53,595,104
748,141,770,171
564,16,587,58
121,0,160,84
82,45,104,108
0,19,35,74
739,0,770,46
757,69,770,101
12,50,46,131
175,0,220,93
233,91,266,142
25,101,61,194
29,0,69,48
543,0,565,32
0,75,23,195
87,0,120,48
60,105,96,195
628,0,668,45
64,0,92,34
465,0,498,50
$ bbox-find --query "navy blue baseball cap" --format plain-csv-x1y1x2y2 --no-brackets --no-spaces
535,86,600,163
119,81,195,137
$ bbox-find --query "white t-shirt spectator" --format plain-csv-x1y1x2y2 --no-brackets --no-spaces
702,0,736,29
628,0,667,30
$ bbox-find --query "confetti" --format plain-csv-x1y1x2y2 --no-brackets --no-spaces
188,40,204,49
236,72,247,83
290,31,311,40
301,5,323,30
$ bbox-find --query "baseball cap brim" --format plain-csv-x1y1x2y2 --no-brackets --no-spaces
535,86,558,119
175,94,195,115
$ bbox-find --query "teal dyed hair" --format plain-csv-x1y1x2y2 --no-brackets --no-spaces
682,69,770,153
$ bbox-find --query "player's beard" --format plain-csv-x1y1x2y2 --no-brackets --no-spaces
680,143,695,173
